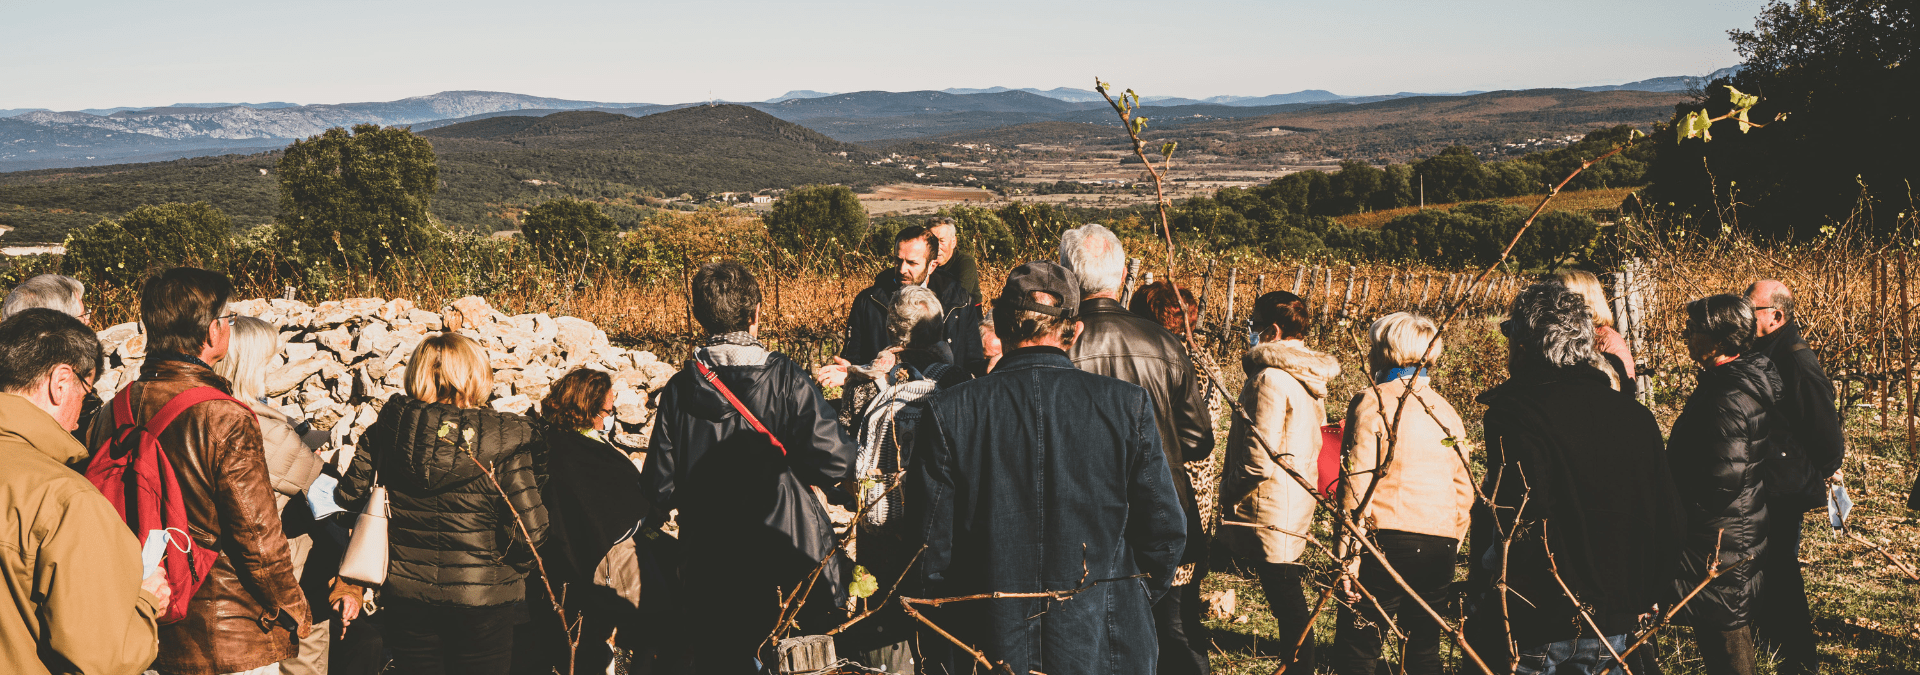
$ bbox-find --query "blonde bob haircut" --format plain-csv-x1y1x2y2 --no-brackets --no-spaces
407,333,494,409
1369,312,1442,368
214,315,280,412
1552,269,1616,328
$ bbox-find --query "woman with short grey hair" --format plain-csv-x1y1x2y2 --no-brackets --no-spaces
1,274,87,324
1664,294,1778,675
1469,282,1682,674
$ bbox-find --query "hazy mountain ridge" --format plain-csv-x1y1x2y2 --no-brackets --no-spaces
1,69,1735,171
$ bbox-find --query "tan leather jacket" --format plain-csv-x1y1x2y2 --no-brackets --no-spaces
95,359,311,675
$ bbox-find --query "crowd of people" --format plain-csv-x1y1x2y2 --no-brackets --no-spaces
0,217,1854,675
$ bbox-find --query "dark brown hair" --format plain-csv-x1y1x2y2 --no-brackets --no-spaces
1129,281,1196,336
1251,291,1310,340
0,308,100,393
691,261,762,335
541,368,614,431
141,267,233,358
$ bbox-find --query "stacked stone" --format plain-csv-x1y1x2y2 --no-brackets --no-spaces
92,295,680,463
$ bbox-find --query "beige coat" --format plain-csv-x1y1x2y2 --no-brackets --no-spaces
1,393,162,675
1218,340,1341,564
1341,376,1474,541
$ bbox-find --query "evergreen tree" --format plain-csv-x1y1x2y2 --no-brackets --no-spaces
276,124,439,271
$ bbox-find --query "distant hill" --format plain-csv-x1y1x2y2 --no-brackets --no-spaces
0,105,910,239
0,91,655,171
760,90,1098,120
767,90,839,102
1579,65,1743,92
872,89,1688,162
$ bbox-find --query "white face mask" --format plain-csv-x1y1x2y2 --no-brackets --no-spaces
602,413,619,436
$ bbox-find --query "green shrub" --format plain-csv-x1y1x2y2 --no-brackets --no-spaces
766,185,867,264
521,198,617,271
62,202,233,288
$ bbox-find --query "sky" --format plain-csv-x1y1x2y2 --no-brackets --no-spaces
4,0,1771,110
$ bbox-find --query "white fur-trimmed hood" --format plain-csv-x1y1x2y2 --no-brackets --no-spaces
1243,340,1341,399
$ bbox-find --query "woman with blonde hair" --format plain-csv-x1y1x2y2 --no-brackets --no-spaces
1554,269,1635,394
215,315,331,675
1334,312,1473,675
336,332,548,675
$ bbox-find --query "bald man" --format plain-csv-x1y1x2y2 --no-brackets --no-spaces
1746,279,1844,675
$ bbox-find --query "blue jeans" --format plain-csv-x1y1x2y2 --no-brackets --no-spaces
1513,634,1630,675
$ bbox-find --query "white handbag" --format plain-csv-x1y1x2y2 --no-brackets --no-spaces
337,466,390,587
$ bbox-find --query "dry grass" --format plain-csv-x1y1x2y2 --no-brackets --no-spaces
1333,186,1641,230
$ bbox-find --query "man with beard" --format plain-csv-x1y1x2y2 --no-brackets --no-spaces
822,225,983,383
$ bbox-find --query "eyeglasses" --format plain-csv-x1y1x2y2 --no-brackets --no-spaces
216,312,238,326
77,377,101,420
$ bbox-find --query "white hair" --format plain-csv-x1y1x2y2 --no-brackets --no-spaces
1058,223,1126,297
888,285,945,348
2,274,85,319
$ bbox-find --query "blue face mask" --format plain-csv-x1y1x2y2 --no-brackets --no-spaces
1247,324,1261,346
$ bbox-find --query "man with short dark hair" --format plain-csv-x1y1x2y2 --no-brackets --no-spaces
1,309,170,675
908,261,1187,675
644,260,857,673
833,225,983,372
93,267,311,675
1745,279,1843,675
2,273,89,325
1058,223,1215,674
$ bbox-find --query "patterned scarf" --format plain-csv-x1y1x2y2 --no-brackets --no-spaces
704,331,763,348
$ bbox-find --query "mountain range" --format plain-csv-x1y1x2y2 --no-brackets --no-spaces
0,69,1736,172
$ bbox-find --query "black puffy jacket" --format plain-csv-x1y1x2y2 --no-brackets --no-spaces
337,395,550,608
1666,353,1780,631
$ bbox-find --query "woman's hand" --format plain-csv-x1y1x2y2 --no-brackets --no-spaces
140,569,172,609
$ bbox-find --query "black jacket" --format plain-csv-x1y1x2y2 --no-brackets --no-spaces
641,344,856,577
840,269,984,371
1666,353,1780,631
338,395,550,608
535,426,648,590
906,346,1186,675
1069,297,1215,563
1751,320,1846,511
1468,365,1684,649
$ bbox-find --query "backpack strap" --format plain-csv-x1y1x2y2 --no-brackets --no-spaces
143,386,246,436
694,352,787,457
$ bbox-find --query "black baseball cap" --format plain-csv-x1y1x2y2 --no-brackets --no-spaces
994,261,1080,318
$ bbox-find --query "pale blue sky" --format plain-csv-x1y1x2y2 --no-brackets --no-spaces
5,0,1770,110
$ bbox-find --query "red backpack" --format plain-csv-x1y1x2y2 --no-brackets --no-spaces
84,385,246,624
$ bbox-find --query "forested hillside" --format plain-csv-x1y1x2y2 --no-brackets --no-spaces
0,105,911,238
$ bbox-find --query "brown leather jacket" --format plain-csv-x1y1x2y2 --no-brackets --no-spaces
92,358,311,674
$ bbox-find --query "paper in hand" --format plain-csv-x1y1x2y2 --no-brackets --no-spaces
141,530,169,579
1828,483,1853,531
307,473,348,520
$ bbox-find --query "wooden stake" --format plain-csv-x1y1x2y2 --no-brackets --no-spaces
1198,259,1216,328
1224,267,1239,331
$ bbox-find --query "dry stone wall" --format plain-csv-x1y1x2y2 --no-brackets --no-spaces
93,296,680,464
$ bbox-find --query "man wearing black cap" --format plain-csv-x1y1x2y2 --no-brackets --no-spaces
907,261,1188,675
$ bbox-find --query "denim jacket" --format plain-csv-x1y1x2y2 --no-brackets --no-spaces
907,346,1186,674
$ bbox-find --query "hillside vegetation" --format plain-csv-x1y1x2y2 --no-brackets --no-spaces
0,105,911,238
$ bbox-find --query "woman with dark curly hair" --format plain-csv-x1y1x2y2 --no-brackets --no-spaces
513,368,657,675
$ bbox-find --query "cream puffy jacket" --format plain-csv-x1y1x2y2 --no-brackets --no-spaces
1341,376,1474,542
1219,340,1341,564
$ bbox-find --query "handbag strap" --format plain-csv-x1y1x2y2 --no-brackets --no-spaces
694,351,787,457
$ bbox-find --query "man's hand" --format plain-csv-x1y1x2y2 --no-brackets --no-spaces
140,570,172,609
1829,469,1845,485
814,358,852,389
